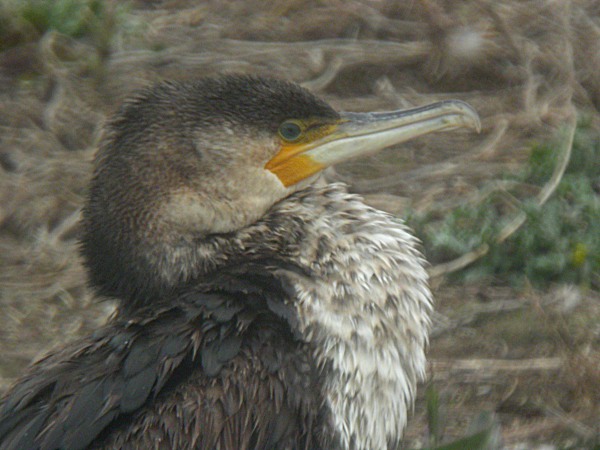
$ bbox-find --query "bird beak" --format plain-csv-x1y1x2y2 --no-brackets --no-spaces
265,100,481,187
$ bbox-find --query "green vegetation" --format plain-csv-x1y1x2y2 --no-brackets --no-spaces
17,0,105,39
409,120,600,287
0,0,126,54
406,384,499,450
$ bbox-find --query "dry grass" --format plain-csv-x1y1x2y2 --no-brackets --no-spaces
0,0,598,447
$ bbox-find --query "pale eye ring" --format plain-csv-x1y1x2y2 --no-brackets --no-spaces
278,121,303,141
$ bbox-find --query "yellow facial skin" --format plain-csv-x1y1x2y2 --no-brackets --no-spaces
265,120,339,187
265,100,481,188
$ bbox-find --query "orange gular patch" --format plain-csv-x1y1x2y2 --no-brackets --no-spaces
264,142,307,171
265,150,325,187
265,144,325,187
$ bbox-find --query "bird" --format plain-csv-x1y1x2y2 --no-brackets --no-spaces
0,75,479,450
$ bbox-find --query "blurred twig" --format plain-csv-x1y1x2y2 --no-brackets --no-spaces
431,357,563,373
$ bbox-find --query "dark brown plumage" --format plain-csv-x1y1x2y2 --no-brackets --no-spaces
0,75,479,450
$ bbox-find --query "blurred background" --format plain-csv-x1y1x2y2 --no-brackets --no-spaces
0,1,598,448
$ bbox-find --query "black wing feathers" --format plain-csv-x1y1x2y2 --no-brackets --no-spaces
0,265,304,450
0,317,194,450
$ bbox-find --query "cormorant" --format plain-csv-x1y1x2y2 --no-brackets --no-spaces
0,75,479,450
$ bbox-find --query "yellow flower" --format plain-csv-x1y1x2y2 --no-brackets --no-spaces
571,243,587,268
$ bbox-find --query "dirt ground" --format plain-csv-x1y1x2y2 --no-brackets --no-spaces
0,1,598,448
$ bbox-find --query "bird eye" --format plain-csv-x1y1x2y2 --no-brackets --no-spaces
278,121,303,141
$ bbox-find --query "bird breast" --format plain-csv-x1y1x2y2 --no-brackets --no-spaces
273,183,433,449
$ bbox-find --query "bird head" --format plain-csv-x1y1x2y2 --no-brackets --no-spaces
81,75,479,303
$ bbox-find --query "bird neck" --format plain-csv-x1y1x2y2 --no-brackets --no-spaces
84,182,433,448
